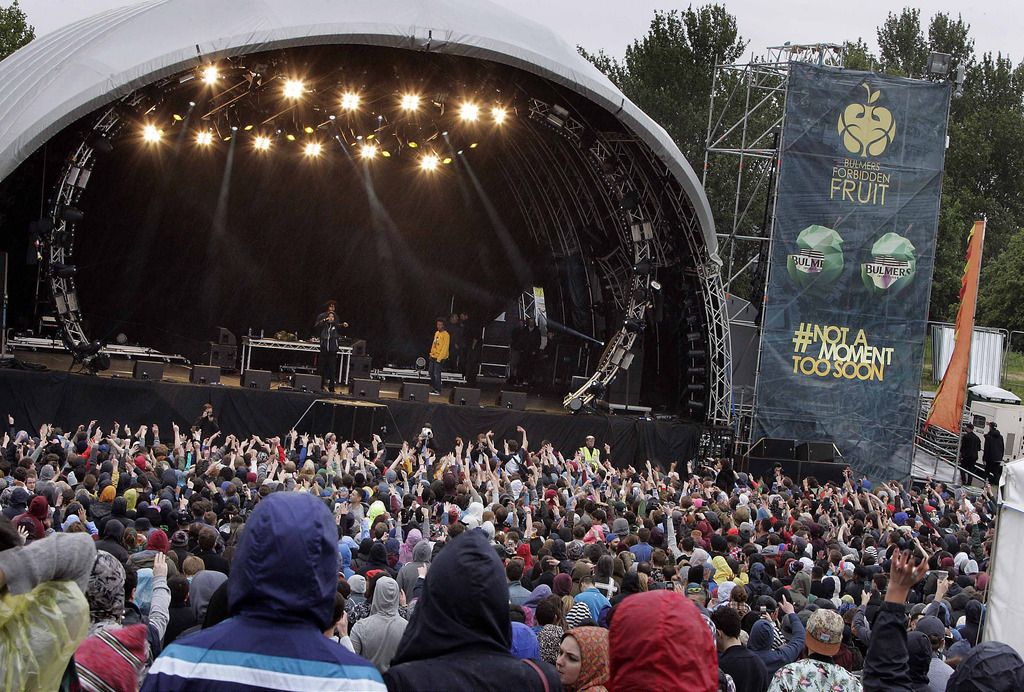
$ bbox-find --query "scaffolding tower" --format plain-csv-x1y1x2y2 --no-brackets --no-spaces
703,43,846,445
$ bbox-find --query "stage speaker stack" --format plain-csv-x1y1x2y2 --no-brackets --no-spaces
189,365,221,385
744,438,845,484
401,382,431,401
351,378,381,399
293,373,322,393
349,355,371,380
450,387,481,406
133,361,164,381
498,390,527,410
242,369,271,390
209,327,237,371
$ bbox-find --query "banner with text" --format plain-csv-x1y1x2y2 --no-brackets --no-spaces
754,63,950,480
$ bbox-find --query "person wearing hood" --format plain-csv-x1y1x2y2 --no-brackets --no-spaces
557,626,609,692
384,529,560,691
748,595,805,678
360,541,397,578
608,590,718,691
398,528,422,565
958,599,985,648
96,518,131,564
351,576,407,672
397,539,431,603
131,530,180,577
945,641,1024,692
746,561,774,600
12,495,49,540
143,492,385,691
339,540,356,579
175,569,229,639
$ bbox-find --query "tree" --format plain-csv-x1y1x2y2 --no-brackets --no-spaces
0,0,34,61
579,5,747,165
844,38,876,72
977,228,1024,332
877,8,928,77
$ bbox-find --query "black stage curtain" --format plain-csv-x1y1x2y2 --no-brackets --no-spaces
0,370,698,467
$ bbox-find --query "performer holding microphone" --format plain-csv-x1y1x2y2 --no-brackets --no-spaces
315,300,348,393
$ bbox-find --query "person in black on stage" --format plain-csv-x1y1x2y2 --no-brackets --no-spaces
510,318,542,387
315,300,349,393
959,422,982,485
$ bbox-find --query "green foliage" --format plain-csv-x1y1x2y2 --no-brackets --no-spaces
877,8,929,77
579,5,746,165
0,0,33,62
844,38,876,72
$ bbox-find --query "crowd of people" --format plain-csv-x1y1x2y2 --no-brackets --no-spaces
1,406,1021,691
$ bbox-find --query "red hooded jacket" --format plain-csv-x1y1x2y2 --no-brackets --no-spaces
608,590,718,692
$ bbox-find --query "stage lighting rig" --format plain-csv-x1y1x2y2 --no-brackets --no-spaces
283,79,304,100
142,124,162,142
400,93,421,111
459,102,480,122
202,65,219,84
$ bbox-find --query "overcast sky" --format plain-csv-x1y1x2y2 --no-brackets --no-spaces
15,0,1020,62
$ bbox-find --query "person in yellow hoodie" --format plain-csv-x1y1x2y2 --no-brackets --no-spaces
428,318,449,395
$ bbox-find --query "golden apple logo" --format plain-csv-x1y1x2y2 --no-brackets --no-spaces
837,83,896,157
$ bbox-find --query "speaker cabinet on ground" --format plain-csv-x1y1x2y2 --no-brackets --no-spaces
401,382,431,401
351,378,381,399
498,390,527,410
749,438,796,460
189,365,221,385
242,369,271,390
450,387,481,406
133,361,164,381
293,373,322,393
796,441,840,462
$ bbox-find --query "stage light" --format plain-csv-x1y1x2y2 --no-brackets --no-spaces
61,207,84,223
408,141,418,148
401,93,421,111
253,135,272,152
340,92,361,111
491,106,508,124
172,114,183,122
196,130,214,146
304,142,323,157
360,143,379,159
469,142,478,148
442,157,452,165
650,280,662,291
202,65,219,84
286,133,296,141
283,79,304,100
304,126,314,134
142,124,162,142
381,150,391,158
420,153,440,172
624,318,645,333
459,102,480,122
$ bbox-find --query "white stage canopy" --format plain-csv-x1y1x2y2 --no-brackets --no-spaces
0,0,717,262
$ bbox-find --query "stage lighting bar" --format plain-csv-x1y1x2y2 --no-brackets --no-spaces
400,93,421,111
254,135,272,152
341,92,361,111
142,124,162,142
304,142,322,157
283,79,304,100
459,102,480,122
360,143,378,159
196,130,214,146
492,106,508,124
201,65,219,84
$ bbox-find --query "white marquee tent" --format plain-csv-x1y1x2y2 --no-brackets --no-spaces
0,0,717,261
986,458,1024,653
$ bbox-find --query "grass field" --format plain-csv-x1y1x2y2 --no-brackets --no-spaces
920,337,1024,400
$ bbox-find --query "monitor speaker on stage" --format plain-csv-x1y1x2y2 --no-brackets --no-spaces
242,369,271,390
293,373,321,393
208,343,237,370
190,365,221,385
401,382,431,401
351,378,381,399
451,387,481,407
498,390,527,410
349,355,371,380
570,375,589,392
749,438,795,460
796,441,841,462
133,361,164,381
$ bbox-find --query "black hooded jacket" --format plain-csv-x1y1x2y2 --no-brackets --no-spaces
384,530,560,691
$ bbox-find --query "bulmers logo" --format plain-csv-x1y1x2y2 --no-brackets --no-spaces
787,224,844,290
837,83,897,158
861,232,917,296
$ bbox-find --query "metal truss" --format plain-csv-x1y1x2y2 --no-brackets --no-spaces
703,43,846,437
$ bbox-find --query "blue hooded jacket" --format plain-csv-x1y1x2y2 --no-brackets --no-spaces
143,493,384,691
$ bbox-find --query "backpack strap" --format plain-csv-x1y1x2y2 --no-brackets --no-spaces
522,659,551,692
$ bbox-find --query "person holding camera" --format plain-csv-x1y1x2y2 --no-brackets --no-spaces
192,403,219,442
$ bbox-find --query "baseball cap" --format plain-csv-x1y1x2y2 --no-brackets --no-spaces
805,608,844,656
916,616,946,639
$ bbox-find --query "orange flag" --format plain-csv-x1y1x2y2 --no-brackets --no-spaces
925,220,986,434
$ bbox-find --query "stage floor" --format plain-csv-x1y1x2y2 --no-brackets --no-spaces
0,354,700,467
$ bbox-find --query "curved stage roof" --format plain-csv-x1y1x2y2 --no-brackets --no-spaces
0,0,717,260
